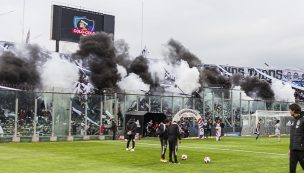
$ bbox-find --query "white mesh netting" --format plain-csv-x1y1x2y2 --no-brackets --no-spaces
241,110,292,136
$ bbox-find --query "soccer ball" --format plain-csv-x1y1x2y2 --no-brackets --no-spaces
181,154,188,160
203,156,211,163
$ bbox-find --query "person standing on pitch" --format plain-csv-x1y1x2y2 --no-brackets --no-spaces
254,119,262,140
110,119,117,140
168,120,181,164
158,119,169,163
269,120,281,142
289,103,304,173
215,120,221,141
125,117,137,151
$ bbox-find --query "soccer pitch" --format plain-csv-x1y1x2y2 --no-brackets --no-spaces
0,136,297,173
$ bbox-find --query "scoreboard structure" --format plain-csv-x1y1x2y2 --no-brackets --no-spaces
51,5,115,51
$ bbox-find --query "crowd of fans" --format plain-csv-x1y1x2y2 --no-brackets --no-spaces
294,89,304,101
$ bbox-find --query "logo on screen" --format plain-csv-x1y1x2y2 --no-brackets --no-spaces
72,16,96,36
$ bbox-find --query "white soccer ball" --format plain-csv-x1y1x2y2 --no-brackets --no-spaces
203,156,211,163
181,154,188,160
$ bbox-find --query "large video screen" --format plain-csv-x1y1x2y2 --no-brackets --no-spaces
51,5,115,42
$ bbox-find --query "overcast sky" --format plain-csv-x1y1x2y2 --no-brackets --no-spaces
1,0,304,69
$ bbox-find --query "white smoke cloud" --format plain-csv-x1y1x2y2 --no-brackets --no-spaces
118,73,150,93
148,59,200,94
271,80,295,102
233,86,254,100
173,60,200,94
40,53,79,92
148,59,171,80
60,42,78,54
117,64,127,78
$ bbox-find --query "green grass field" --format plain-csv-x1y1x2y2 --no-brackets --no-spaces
0,136,299,173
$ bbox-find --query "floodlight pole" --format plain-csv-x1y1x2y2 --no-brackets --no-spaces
21,0,25,43
14,97,18,138
248,101,251,128
160,96,163,112
221,91,225,124
140,0,144,50
51,92,55,136
55,40,60,52
100,96,103,135
32,98,38,142
85,94,88,136
211,91,215,123
68,100,72,136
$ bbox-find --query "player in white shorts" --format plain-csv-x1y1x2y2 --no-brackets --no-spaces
269,120,280,142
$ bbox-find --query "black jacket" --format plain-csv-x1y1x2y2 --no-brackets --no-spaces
126,119,137,136
158,123,168,139
290,114,304,150
167,123,181,142
111,121,117,132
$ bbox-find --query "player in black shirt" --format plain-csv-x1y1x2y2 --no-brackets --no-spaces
167,120,181,164
158,119,169,163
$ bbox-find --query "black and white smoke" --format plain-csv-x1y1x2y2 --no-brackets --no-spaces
114,39,132,68
0,51,40,88
166,39,202,68
74,32,121,90
0,43,79,92
128,55,155,86
240,76,274,100
0,32,289,102
200,67,232,89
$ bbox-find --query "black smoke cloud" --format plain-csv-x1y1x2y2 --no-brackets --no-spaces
240,76,274,100
167,39,202,68
128,55,163,92
114,39,132,68
200,67,232,89
75,32,121,90
231,74,243,87
128,56,153,85
0,52,40,88
0,44,44,89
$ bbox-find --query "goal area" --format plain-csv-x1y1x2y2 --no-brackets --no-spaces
241,110,292,136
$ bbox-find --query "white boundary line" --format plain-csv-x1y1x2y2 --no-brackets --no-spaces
84,140,288,157
136,142,287,157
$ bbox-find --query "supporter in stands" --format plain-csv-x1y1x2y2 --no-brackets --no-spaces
153,122,159,137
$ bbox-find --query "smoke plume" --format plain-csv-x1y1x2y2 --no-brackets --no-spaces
172,60,200,94
0,51,40,88
240,76,274,100
271,80,295,102
114,39,132,68
231,74,243,87
200,67,232,89
40,53,79,92
118,73,150,93
128,56,152,84
75,32,121,90
166,39,202,68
